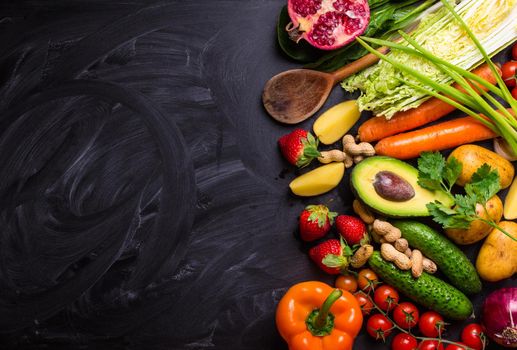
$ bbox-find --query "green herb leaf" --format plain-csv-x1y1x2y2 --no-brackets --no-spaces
417,152,446,191
425,159,501,233
427,201,472,229
417,152,464,193
453,194,477,217
443,156,462,191
466,164,500,204
471,163,492,182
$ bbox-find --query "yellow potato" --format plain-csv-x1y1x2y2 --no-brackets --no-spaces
476,221,517,282
289,162,345,196
504,176,517,220
445,195,503,245
313,100,360,145
448,144,514,189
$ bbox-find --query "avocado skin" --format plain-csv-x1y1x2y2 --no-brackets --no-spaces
350,156,453,218
392,220,482,295
369,252,473,320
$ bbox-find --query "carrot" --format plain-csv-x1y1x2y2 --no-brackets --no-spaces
374,116,497,160
358,64,498,143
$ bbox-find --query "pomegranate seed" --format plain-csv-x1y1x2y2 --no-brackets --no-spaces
292,0,322,17
288,0,369,49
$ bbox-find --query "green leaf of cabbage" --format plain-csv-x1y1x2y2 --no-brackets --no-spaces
342,0,517,118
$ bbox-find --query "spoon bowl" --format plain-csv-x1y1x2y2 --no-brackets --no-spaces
262,48,387,124
262,69,333,124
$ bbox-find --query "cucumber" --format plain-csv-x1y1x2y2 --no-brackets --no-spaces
369,252,473,320
391,220,481,295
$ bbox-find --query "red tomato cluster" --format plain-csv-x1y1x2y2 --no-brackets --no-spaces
502,42,517,99
461,323,485,350
393,302,419,329
336,271,486,350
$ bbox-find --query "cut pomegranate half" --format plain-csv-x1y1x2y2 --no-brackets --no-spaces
287,0,370,50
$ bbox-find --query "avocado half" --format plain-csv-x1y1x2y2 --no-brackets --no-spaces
351,156,454,217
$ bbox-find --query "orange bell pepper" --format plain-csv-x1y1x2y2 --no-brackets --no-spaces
276,281,363,350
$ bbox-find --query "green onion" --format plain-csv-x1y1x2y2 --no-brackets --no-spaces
343,0,517,118
355,0,517,156
360,34,517,130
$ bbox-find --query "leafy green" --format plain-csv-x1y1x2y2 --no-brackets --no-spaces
426,201,473,229
417,152,461,193
417,152,446,191
465,165,501,205
416,152,516,241
343,0,517,119
426,175,494,230
443,157,462,192
453,194,477,218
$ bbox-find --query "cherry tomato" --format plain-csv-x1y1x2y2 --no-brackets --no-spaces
461,323,484,350
502,61,517,88
419,340,444,350
419,311,445,337
512,86,517,100
391,333,418,350
335,274,358,293
357,268,379,292
354,292,374,316
445,343,468,350
513,42,517,60
393,302,419,329
366,314,393,341
373,285,399,312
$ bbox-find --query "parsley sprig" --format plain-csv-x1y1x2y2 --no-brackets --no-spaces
418,152,516,242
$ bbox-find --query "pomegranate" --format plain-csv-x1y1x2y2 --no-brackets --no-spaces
286,0,370,50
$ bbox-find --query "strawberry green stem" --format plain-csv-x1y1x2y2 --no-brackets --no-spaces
297,133,321,168
303,146,321,158
306,289,342,336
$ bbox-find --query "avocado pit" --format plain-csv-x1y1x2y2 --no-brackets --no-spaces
350,156,454,217
373,171,415,202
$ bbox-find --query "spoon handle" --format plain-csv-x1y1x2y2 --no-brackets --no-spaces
330,46,388,84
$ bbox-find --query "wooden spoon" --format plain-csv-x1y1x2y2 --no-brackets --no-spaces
262,47,388,124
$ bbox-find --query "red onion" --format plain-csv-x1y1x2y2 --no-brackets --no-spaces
482,288,517,348
494,138,517,161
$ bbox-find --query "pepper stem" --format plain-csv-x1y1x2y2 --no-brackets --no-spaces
306,289,343,337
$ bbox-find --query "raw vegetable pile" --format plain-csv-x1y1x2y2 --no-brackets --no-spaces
342,0,517,118
264,0,517,349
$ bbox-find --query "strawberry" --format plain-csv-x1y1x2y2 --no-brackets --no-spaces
309,239,352,275
278,129,320,168
336,215,368,245
299,205,337,242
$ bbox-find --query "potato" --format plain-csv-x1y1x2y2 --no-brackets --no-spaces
445,195,503,245
504,176,517,220
313,100,360,145
476,221,517,282
448,144,514,189
289,162,344,196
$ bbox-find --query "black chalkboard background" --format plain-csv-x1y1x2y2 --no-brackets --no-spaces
0,1,514,349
